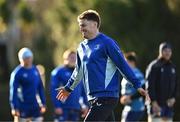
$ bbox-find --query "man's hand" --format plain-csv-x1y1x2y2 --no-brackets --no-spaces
167,98,176,107
40,106,46,114
55,108,63,115
56,87,70,102
11,109,20,117
120,95,132,105
152,101,161,116
137,88,151,102
81,108,89,118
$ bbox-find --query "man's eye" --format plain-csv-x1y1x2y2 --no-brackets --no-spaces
80,24,85,27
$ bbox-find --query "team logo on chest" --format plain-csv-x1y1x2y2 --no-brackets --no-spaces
23,73,28,78
34,71,38,76
94,44,100,50
171,68,175,74
161,68,164,73
65,72,71,77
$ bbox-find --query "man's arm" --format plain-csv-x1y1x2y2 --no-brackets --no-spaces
9,72,20,116
37,71,46,107
105,39,141,89
56,51,83,101
105,39,150,100
64,51,83,92
37,71,46,114
145,65,158,102
172,70,178,98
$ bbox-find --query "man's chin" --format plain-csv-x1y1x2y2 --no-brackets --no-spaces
82,34,88,39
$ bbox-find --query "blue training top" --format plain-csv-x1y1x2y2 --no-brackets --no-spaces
9,65,46,110
50,66,87,110
64,33,142,101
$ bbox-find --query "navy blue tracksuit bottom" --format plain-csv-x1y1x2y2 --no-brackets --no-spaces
84,97,118,122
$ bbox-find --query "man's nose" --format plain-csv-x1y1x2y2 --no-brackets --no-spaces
80,27,83,32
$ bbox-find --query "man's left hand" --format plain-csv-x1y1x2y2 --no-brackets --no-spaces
137,88,151,103
40,106,46,114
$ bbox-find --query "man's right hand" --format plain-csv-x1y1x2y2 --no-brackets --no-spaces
152,101,161,115
56,87,70,102
137,88,151,102
120,95,132,105
55,108,63,115
11,109,20,117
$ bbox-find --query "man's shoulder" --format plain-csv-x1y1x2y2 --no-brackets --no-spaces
51,66,65,76
12,65,23,75
99,33,119,49
100,33,115,42
148,59,162,69
169,61,176,68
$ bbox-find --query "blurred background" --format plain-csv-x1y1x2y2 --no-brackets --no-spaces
0,0,180,121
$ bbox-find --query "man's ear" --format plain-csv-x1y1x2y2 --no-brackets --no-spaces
93,22,98,28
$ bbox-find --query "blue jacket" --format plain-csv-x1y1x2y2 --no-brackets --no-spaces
121,67,145,111
9,65,46,110
64,33,141,101
50,66,87,110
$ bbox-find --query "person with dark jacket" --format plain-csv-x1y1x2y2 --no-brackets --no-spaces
146,42,178,122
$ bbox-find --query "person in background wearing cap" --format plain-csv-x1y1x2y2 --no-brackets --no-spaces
120,52,146,122
9,47,46,122
50,49,89,122
146,42,178,122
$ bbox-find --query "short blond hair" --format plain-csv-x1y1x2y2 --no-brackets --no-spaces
77,10,101,28
63,49,76,60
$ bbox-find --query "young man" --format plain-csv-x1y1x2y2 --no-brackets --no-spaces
146,42,178,122
50,50,88,122
56,10,149,121
9,48,46,122
120,52,145,122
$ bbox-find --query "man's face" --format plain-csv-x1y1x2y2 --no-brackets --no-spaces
67,53,76,68
22,57,33,66
78,19,97,39
161,48,172,61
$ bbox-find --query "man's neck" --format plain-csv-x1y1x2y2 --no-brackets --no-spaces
21,63,32,69
87,30,99,40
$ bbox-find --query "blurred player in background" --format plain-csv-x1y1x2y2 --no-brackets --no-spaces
120,52,145,122
50,49,89,122
56,10,149,121
146,42,178,122
9,48,46,122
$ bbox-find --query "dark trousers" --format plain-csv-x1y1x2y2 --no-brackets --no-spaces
55,108,80,121
84,97,118,122
125,111,145,122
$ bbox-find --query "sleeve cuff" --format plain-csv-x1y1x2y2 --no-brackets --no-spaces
134,82,142,89
64,86,73,92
